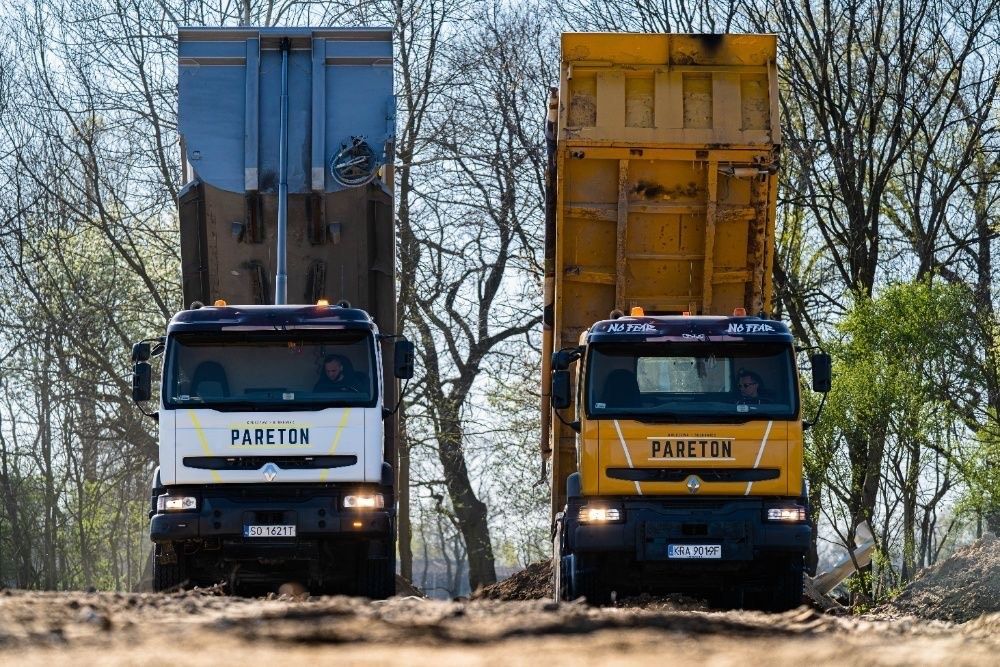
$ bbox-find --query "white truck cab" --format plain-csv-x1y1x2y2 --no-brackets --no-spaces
134,303,413,595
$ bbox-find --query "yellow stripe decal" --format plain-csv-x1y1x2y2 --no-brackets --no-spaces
613,419,641,495
188,410,221,483
745,420,773,496
320,408,352,481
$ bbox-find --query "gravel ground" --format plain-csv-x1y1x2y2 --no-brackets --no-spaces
1,589,998,666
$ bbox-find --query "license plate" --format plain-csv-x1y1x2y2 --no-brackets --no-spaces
668,544,721,559
243,525,296,538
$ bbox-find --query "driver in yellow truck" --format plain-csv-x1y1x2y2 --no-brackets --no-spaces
736,369,770,404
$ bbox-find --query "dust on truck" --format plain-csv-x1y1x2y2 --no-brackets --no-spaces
131,27,413,596
542,34,831,609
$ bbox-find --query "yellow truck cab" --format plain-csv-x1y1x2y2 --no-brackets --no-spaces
542,33,830,608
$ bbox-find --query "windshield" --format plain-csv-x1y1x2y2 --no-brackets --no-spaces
586,342,797,421
164,330,377,410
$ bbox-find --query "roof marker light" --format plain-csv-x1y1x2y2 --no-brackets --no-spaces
733,307,747,316
682,311,691,317
213,299,227,307
630,306,645,316
316,299,330,306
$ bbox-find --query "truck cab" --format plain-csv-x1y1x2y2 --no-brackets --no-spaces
550,313,829,607
135,304,412,595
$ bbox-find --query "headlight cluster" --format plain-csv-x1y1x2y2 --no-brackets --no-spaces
157,494,197,512
344,493,385,509
578,505,623,523
766,506,807,522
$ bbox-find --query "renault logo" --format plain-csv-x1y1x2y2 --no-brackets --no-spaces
685,475,701,494
262,463,279,482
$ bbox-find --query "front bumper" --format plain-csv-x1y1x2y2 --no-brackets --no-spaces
564,496,810,561
150,484,392,543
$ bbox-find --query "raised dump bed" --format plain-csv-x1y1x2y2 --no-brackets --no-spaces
176,26,395,330
542,33,782,513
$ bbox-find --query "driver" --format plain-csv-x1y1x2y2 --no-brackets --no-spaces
736,369,769,403
314,354,358,392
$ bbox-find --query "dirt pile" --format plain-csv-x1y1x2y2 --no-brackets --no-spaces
472,562,830,613
616,593,712,611
395,575,425,598
473,561,553,600
883,534,1000,623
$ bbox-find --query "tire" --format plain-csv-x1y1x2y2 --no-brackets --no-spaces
360,547,395,599
153,544,189,592
553,517,568,602
568,554,611,605
768,554,805,611
556,554,578,602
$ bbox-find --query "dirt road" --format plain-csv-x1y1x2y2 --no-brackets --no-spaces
2,590,997,666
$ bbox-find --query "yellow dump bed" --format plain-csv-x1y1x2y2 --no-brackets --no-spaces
542,34,781,512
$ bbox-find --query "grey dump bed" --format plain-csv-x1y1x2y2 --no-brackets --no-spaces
176,27,395,334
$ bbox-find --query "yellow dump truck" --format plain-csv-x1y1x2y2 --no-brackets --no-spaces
542,33,831,609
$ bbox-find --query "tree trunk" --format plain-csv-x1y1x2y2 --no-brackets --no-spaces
436,404,496,591
398,410,413,581
39,341,58,590
900,437,920,581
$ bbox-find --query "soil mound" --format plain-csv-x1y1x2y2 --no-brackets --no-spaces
883,534,1000,623
616,592,712,611
473,561,553,600
394,575,425,598
471,561,824,611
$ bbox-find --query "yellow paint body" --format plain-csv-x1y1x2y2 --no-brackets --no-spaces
544,34,796,516
581,418,803,498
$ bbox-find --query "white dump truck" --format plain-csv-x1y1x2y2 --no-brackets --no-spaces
132,27,410,596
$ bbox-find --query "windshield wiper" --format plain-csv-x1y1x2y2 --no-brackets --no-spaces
611,412,788,424
185,400,266,412
632,414,681,424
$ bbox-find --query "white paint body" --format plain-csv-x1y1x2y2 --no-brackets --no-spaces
156,335,386,487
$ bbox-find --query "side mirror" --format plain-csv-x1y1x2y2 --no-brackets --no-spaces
133,362,152,402
554,349,582,371
393,339,415,380
132,342,151,362
552,347,583,371
552,351,569,371
811,353,832,393
551,370,571,410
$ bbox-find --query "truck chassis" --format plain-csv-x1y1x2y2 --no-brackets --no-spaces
554,494,809,610
149,471,395,597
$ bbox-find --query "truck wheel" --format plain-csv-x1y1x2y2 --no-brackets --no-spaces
152,544,189,592
556,554,575,601
553,517,568,602
768,554,804,611
361,550,395,599
569,554,611,605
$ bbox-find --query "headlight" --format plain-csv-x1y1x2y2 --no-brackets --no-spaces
578,506,623,523
766,506,807,522
157,494,197,512
344,493,385,509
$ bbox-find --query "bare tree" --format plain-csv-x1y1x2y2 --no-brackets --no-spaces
399,2,551,590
